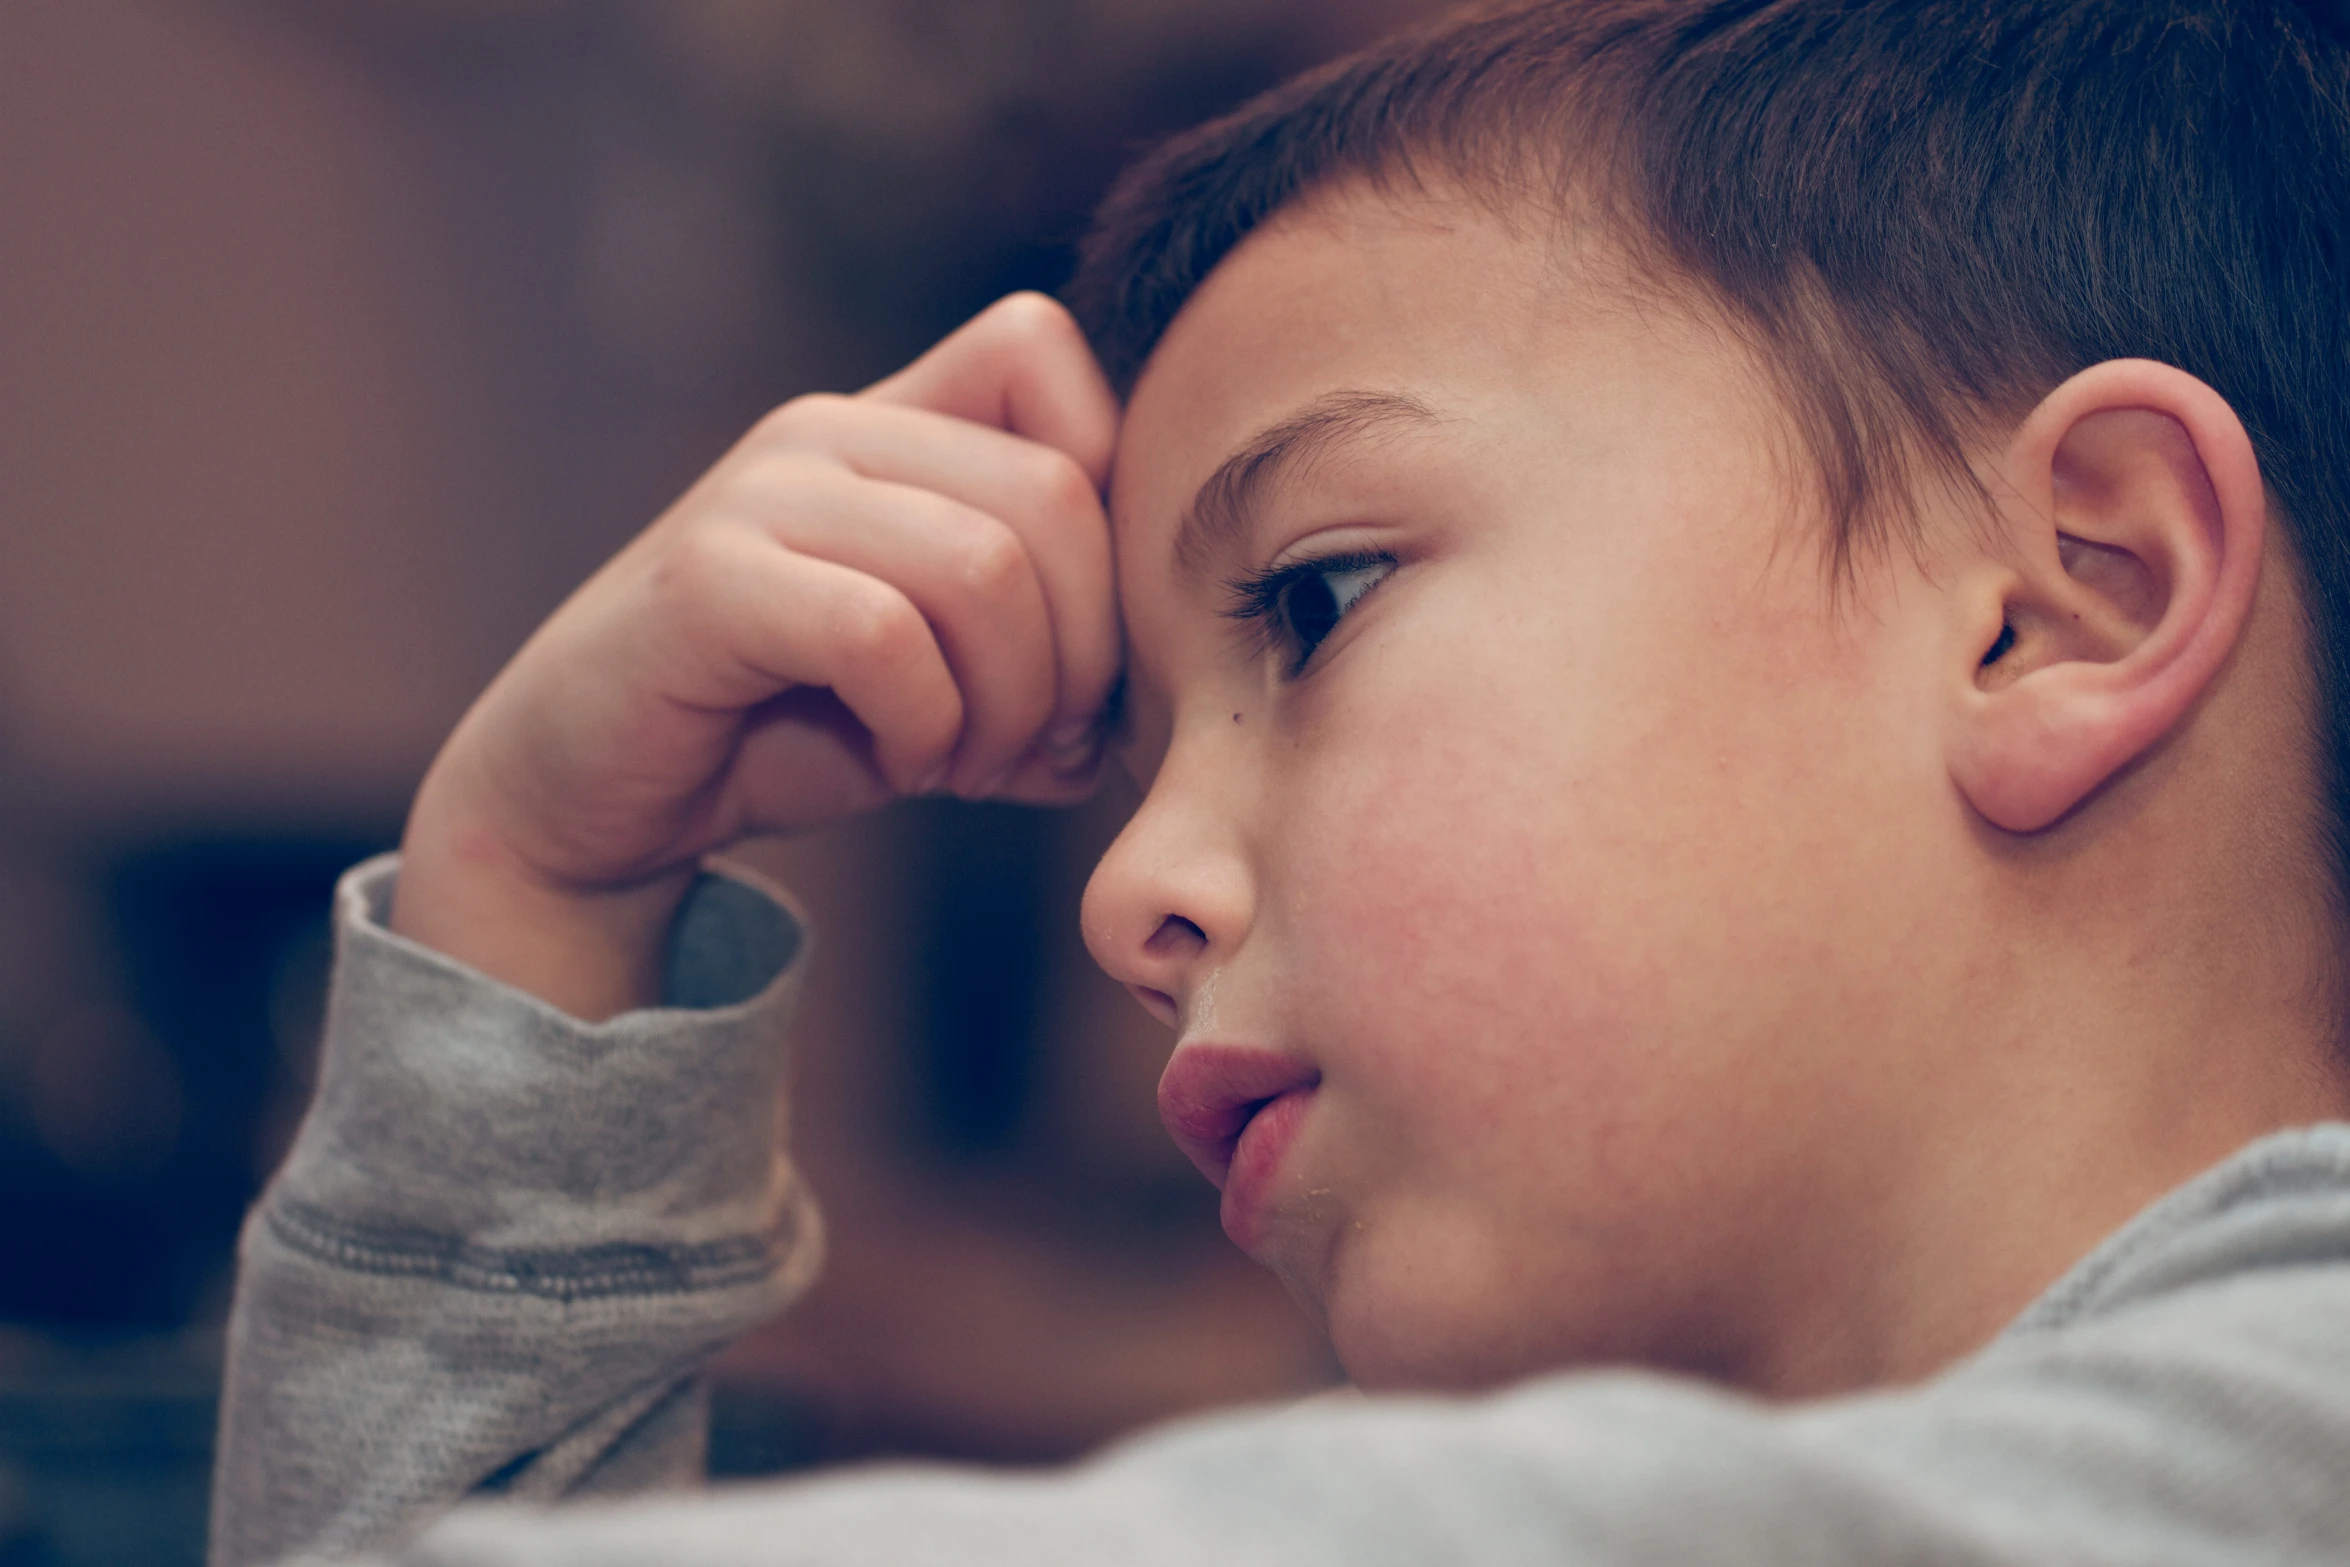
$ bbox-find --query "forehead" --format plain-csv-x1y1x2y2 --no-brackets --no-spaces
1105,184,1770,573
1111,189,1545,530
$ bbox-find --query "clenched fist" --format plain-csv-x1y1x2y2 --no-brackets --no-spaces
392,294,1122,1019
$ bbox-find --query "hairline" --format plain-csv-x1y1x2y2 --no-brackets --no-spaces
1124,149,2014,597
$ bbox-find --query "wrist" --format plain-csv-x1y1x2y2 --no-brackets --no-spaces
390,787,695,1023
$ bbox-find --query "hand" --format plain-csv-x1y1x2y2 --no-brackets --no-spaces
390,294,1122,1019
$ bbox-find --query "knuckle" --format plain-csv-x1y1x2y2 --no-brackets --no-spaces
831,584,924,669
651,523,743,604
986,290,1077,349
1026,446,1102,526
752,391,852,447
951,516,1030,601
731,450,831,510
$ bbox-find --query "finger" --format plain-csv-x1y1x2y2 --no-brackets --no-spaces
986,741,1107,808
724,687,903,830
673,534,966,794
864,292,1121,490
745,396,1120,746
737,458,1062,793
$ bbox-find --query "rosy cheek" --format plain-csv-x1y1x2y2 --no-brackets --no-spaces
1272,701,1655,1170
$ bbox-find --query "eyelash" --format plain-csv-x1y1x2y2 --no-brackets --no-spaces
1224,548,1397,677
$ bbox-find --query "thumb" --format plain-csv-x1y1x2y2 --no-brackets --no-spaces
864,292,1120,490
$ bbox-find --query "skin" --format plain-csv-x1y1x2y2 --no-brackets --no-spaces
394,297,1124,1020
392,184,2350,1400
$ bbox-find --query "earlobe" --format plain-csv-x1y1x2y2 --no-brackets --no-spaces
1948,360,2266,833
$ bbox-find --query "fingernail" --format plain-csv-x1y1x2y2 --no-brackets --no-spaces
911,764,950,795
1047,719,1095,757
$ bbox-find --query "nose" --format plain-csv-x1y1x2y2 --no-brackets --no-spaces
1080,751,1254,1027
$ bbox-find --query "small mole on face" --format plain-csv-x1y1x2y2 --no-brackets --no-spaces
1232,711,1244,724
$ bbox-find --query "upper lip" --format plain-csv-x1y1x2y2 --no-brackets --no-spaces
1156,1042,1321,1188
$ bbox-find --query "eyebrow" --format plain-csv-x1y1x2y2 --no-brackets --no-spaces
1172,389,1441,580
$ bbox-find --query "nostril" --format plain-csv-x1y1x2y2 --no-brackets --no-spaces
1145,914,1208,957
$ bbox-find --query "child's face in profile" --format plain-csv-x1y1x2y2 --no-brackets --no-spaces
1083,184,1980,1394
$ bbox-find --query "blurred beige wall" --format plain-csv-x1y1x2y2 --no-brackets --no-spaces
5,0,501,818
0,0,791,823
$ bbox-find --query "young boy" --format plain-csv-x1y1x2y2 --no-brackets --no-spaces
212,0,2350,1562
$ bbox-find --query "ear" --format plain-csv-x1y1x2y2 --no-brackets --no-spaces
1947,359,2267,833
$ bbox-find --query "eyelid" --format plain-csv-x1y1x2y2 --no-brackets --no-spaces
1220,546,1391,620
1222,545,1398,677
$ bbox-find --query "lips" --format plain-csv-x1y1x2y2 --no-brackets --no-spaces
1157,1043,1320,1245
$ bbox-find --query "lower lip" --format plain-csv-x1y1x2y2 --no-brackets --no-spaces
1220,1085,1316,1251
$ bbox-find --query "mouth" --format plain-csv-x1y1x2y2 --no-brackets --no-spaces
1157,1043,1321,1247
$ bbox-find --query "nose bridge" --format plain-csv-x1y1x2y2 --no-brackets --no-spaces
1081,713,1256,992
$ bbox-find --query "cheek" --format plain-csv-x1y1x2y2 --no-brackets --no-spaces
1263,578,1940,1202
1267,656,1673,1197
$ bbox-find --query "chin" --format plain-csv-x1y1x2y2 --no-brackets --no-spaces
1329,1315,1537,1394
1318,1263,1558,1394
1310,1217,1670,1392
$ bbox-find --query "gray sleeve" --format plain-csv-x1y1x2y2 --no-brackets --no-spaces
208,855,824,1567
298,1264,2350,1566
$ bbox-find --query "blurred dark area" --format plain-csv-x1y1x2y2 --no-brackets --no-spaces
0,1,1448,1561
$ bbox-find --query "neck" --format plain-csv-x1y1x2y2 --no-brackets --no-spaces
1746,839,2350,1400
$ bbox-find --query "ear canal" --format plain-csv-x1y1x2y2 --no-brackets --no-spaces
1981,622,2017,667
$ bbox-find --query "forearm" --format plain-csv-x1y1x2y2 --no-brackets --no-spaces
209,856,822,1567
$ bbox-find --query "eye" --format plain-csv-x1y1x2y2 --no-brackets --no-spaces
1227,550,1396,675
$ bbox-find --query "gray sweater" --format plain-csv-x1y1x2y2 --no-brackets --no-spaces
212,857,2350,1565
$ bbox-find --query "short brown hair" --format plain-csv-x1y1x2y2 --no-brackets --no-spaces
1069,0,2350,878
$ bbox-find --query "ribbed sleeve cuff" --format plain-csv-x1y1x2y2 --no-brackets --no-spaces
260,853,818,1283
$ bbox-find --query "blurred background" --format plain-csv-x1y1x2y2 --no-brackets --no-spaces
0,1,1457,1561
